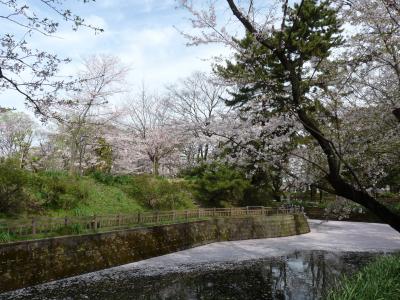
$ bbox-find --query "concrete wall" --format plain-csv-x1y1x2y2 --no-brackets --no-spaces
0,214,309,293
304,207,383,223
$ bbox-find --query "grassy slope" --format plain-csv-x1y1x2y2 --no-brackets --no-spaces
0,166,196,219
48,177,145,217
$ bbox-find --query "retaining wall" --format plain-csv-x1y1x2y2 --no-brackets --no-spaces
0,214,309,293
304,207,383,223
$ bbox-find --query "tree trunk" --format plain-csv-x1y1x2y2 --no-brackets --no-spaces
297,109,400,232
153,158,160,176
226,0,400,232
393,107,400,122
327,173,400,232
204,143,209,161
69,144,78,175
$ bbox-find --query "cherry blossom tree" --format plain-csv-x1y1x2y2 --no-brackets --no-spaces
167,72,227,164
338,0,400,122
116,87,184,176
180,0,400,231
0,110,36,168
58,54,128,175
0,0,101,118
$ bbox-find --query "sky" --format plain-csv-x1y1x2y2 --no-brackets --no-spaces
0,0,233,114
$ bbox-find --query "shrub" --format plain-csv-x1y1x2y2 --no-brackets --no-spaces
89,171,115,185
327,254,400,300
0,159,32,215
55,223,84,235
90,171,131,185
123,175,194,210
34,172,89,210
0,231,15,243
184,163,252,207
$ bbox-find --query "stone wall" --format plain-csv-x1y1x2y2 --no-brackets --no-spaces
0,214,309,293
304,207,383,223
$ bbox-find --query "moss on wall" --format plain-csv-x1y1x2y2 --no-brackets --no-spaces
0,214,309,293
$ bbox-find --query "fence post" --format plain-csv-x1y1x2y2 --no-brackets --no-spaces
261,207,265,216
172,210,176,222
246,206,249,215
230,207,233,217
31,218,36,235
198,208,201,219
213,207,216,217
117,214,121,227
185,210,188,222
91,215,97,230
64,216,68,227
156,211,160,223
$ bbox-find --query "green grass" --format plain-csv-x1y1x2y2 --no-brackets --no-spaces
0,161,196,219
327,254,400,300
49,179,145,217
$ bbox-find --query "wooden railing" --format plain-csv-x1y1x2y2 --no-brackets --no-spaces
0,206,303,240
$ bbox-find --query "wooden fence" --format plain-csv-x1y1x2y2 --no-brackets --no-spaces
0,206,303,240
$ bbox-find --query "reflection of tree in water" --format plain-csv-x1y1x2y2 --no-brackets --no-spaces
139,251,379,300
5,251,381,300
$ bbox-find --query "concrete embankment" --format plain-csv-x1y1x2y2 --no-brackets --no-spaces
0,214,309,293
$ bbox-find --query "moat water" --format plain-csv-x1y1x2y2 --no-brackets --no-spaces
0,250,386,300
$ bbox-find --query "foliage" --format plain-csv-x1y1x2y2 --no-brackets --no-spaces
119,175,195,210
0,111,35,166
0,160,196,218
180,0,400,231
90,171,131,185
55,224,84,236
90,172,196,211
33,172,90,210
92,137,113,173
324,197,364,220
183,163,258,207
378,165,400,193
116,87,183,175
183,162,281,207
0,231,15,243
0,159,33,215
327,254,400,300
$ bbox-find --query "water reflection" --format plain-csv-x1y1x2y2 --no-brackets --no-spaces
1,251,385,300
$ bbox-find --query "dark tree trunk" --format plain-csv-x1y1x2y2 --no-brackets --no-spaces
297,109,400,233
327,174,400,232
226,0,400,232
393,107,400,122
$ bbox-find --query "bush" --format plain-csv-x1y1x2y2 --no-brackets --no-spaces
0,231,15,243
55,223,84,235
90,171,115,185
124,175,194,210
33,172,89,210
327,254,400,300
90,171,131,185
0,159,32,215
183,163,252,207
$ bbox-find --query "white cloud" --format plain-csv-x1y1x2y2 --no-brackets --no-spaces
0,2,234,116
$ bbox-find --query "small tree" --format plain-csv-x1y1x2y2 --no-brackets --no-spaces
0,111,35,168
119,86,184,176
60,55,128,175
167,72,227,164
